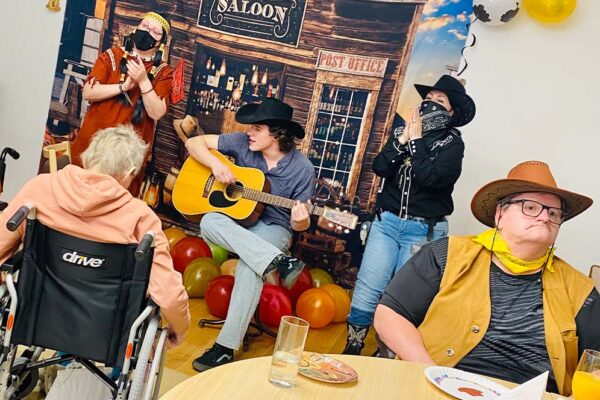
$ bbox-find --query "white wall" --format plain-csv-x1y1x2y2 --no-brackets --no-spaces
0,3,66,199
453,0,599,273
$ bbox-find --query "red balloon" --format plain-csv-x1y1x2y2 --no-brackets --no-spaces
286,267,313,306
258,285,293,328
205,275,235,318
171,237,212,274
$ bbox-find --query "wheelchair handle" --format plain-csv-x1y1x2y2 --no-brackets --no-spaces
135,232,154,261
6,205,31,231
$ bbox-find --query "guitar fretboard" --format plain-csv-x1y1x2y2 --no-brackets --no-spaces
242,187,325,216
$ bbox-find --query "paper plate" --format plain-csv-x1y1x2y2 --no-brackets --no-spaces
425,366,509,399
298,352,358,383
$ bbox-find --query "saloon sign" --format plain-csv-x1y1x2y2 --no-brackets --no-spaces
198,0,307,46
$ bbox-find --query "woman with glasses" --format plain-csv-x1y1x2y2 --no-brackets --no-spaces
374,161,600,398
70,11,173,196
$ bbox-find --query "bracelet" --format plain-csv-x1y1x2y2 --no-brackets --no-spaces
141,87,154,95
118,82,125,94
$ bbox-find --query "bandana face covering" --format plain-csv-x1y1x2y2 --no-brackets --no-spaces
419,100,451,133
134,29,157,51
473,228,555,274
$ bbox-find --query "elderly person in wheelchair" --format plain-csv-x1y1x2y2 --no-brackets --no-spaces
0,125,190,399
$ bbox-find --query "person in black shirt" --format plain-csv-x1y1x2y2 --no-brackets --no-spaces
343,75,476,355
375,161,599,397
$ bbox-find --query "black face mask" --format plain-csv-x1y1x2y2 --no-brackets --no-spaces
134,29,158,51
419,100,451,133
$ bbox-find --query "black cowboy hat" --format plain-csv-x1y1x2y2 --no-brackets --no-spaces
414,75,476,127
235,98,305,139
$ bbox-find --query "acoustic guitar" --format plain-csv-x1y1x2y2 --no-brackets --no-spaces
172,150,359,230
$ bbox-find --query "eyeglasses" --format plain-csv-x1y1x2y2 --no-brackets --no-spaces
138,22,163,40
501,199,566,225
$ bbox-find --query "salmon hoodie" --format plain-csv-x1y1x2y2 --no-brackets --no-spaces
0,165,190,336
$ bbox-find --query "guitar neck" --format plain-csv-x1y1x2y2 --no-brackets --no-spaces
242,188,324,216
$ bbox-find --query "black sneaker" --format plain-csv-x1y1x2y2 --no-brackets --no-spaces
270,255,305,289
192,343,234,372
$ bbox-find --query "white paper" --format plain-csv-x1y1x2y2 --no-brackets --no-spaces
497,371,549,400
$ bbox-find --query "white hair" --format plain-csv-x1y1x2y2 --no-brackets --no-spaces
81,125,148,178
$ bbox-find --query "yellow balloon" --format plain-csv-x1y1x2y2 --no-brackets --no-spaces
183,257,220,298
220,259,238,276
523,0,576,23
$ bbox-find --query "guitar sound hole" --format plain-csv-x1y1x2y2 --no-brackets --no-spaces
225,182,243,200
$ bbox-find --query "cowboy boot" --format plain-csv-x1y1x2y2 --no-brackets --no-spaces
342,324,369,355
372,333,396,359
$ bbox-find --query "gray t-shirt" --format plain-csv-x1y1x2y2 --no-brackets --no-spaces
218,133,315,231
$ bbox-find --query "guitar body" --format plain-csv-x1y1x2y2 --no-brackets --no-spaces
173,150,268,226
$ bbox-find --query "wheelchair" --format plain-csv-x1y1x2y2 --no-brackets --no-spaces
0,204,167,399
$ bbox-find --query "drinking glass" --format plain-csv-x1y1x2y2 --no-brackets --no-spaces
268,316,310,388
571,349,600,400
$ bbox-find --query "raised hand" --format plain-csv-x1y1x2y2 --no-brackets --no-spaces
406,107,422,140
126,55,149,85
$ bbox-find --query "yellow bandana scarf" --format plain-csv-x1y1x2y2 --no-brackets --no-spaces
473,228,555,274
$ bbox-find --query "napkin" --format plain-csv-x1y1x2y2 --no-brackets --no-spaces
497,371,549,400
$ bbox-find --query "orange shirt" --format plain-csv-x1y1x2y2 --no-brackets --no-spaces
71,47,172,166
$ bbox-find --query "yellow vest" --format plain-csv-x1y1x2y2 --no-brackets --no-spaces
418,236,594,396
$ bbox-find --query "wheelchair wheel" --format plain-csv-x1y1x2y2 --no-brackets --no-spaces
128,315,160,400
144,330,166,400
8,357,39,400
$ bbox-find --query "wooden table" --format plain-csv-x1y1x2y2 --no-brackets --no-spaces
160,355,559,399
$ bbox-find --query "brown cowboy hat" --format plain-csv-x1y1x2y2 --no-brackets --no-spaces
173,115,205,143
471,161,593,227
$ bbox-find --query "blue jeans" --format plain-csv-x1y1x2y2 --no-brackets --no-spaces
348,211,448,326
199,213,291,350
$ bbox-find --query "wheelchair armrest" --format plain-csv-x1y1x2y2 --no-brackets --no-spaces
6,205,32,231
1,250,23,274
135,232,154,262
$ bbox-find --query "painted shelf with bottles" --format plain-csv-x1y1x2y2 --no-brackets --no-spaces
188,46,286,116
307,85,369,195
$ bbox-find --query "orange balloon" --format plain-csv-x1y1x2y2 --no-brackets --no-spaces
296,288,335,329
164,227,187,251
220,259,238,276
321,284,351,323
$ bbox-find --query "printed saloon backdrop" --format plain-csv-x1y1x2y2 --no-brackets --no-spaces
43,0,472,286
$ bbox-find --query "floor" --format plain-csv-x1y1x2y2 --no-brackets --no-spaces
165,298,378,376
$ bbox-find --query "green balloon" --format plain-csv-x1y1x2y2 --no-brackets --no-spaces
183,257,220,298
207,242,229,266
310,268,334,288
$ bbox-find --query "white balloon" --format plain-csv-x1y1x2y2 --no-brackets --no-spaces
473,0,521,26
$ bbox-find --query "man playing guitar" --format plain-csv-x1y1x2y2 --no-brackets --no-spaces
186,98,315,372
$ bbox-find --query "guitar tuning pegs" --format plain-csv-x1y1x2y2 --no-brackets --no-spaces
344,229,349,234
328,223,334,228
342,210,348,213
